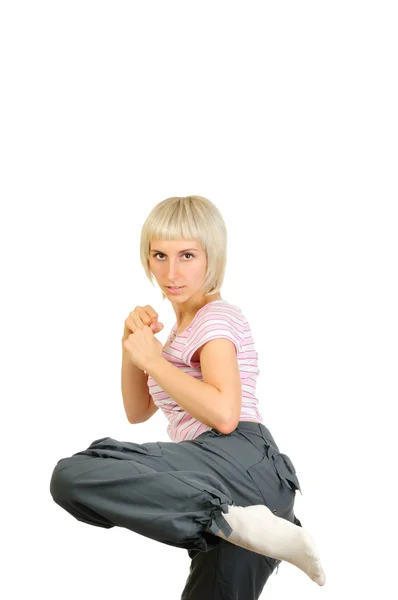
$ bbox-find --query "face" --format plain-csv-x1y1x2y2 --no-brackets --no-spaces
148,239,207,300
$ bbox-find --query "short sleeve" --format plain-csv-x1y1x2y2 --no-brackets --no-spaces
182,305,244,367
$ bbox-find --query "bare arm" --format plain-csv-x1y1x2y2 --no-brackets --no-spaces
143,334,242,433
121,345,159,423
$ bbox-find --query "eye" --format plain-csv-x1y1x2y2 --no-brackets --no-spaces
153,252,194,260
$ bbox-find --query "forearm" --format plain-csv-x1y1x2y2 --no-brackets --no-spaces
145,356,232,431
121,346,151,423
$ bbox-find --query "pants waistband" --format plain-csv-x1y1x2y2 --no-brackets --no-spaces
232,421,279,450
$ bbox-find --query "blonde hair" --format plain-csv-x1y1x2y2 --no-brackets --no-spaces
140,195,227,299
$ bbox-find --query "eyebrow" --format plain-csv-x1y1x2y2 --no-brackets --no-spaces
150,248,198,254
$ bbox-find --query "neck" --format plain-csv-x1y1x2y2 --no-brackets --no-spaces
173,293,222,330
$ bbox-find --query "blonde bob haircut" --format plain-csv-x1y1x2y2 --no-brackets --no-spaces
140,195,227,300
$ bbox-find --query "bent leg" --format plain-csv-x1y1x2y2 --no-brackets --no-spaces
50,437,234,553
50,426,318,582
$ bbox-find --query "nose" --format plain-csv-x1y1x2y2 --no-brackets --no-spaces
166,258,180,281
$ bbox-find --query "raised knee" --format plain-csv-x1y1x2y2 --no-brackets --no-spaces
50,458,79,506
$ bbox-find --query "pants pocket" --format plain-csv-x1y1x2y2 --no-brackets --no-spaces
246,449,302,516
269,450,302,494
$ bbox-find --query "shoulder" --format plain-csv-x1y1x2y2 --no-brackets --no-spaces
197,300,246,332
183,300,247,364
200,299,244,320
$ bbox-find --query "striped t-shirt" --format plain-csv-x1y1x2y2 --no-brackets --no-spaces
147,299,263,442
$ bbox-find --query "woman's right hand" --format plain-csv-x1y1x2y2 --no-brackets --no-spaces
122,305,164,342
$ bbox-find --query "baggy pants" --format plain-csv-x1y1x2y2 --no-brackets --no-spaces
50,421,303,599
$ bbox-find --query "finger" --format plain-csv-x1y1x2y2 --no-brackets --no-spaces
125,317,137,334
144,305,159,323
131,313,146,330
130,306,149,329
138,307,156,328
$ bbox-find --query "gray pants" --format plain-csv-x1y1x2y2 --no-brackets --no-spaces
50,421,302,599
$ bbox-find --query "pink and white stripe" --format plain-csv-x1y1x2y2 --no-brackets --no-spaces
147,299,264,442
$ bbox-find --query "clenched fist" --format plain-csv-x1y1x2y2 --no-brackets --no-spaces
122,304,164,371
123,325,164,372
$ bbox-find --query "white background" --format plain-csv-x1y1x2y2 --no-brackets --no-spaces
1,1,397,598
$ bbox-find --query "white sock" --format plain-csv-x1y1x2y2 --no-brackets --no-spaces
216,504,326,586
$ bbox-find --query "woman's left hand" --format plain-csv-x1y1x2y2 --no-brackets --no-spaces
123,325,164,372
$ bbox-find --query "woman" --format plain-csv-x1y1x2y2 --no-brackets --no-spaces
50,195,326,598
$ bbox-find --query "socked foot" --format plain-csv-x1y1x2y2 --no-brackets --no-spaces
216,504,326,586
